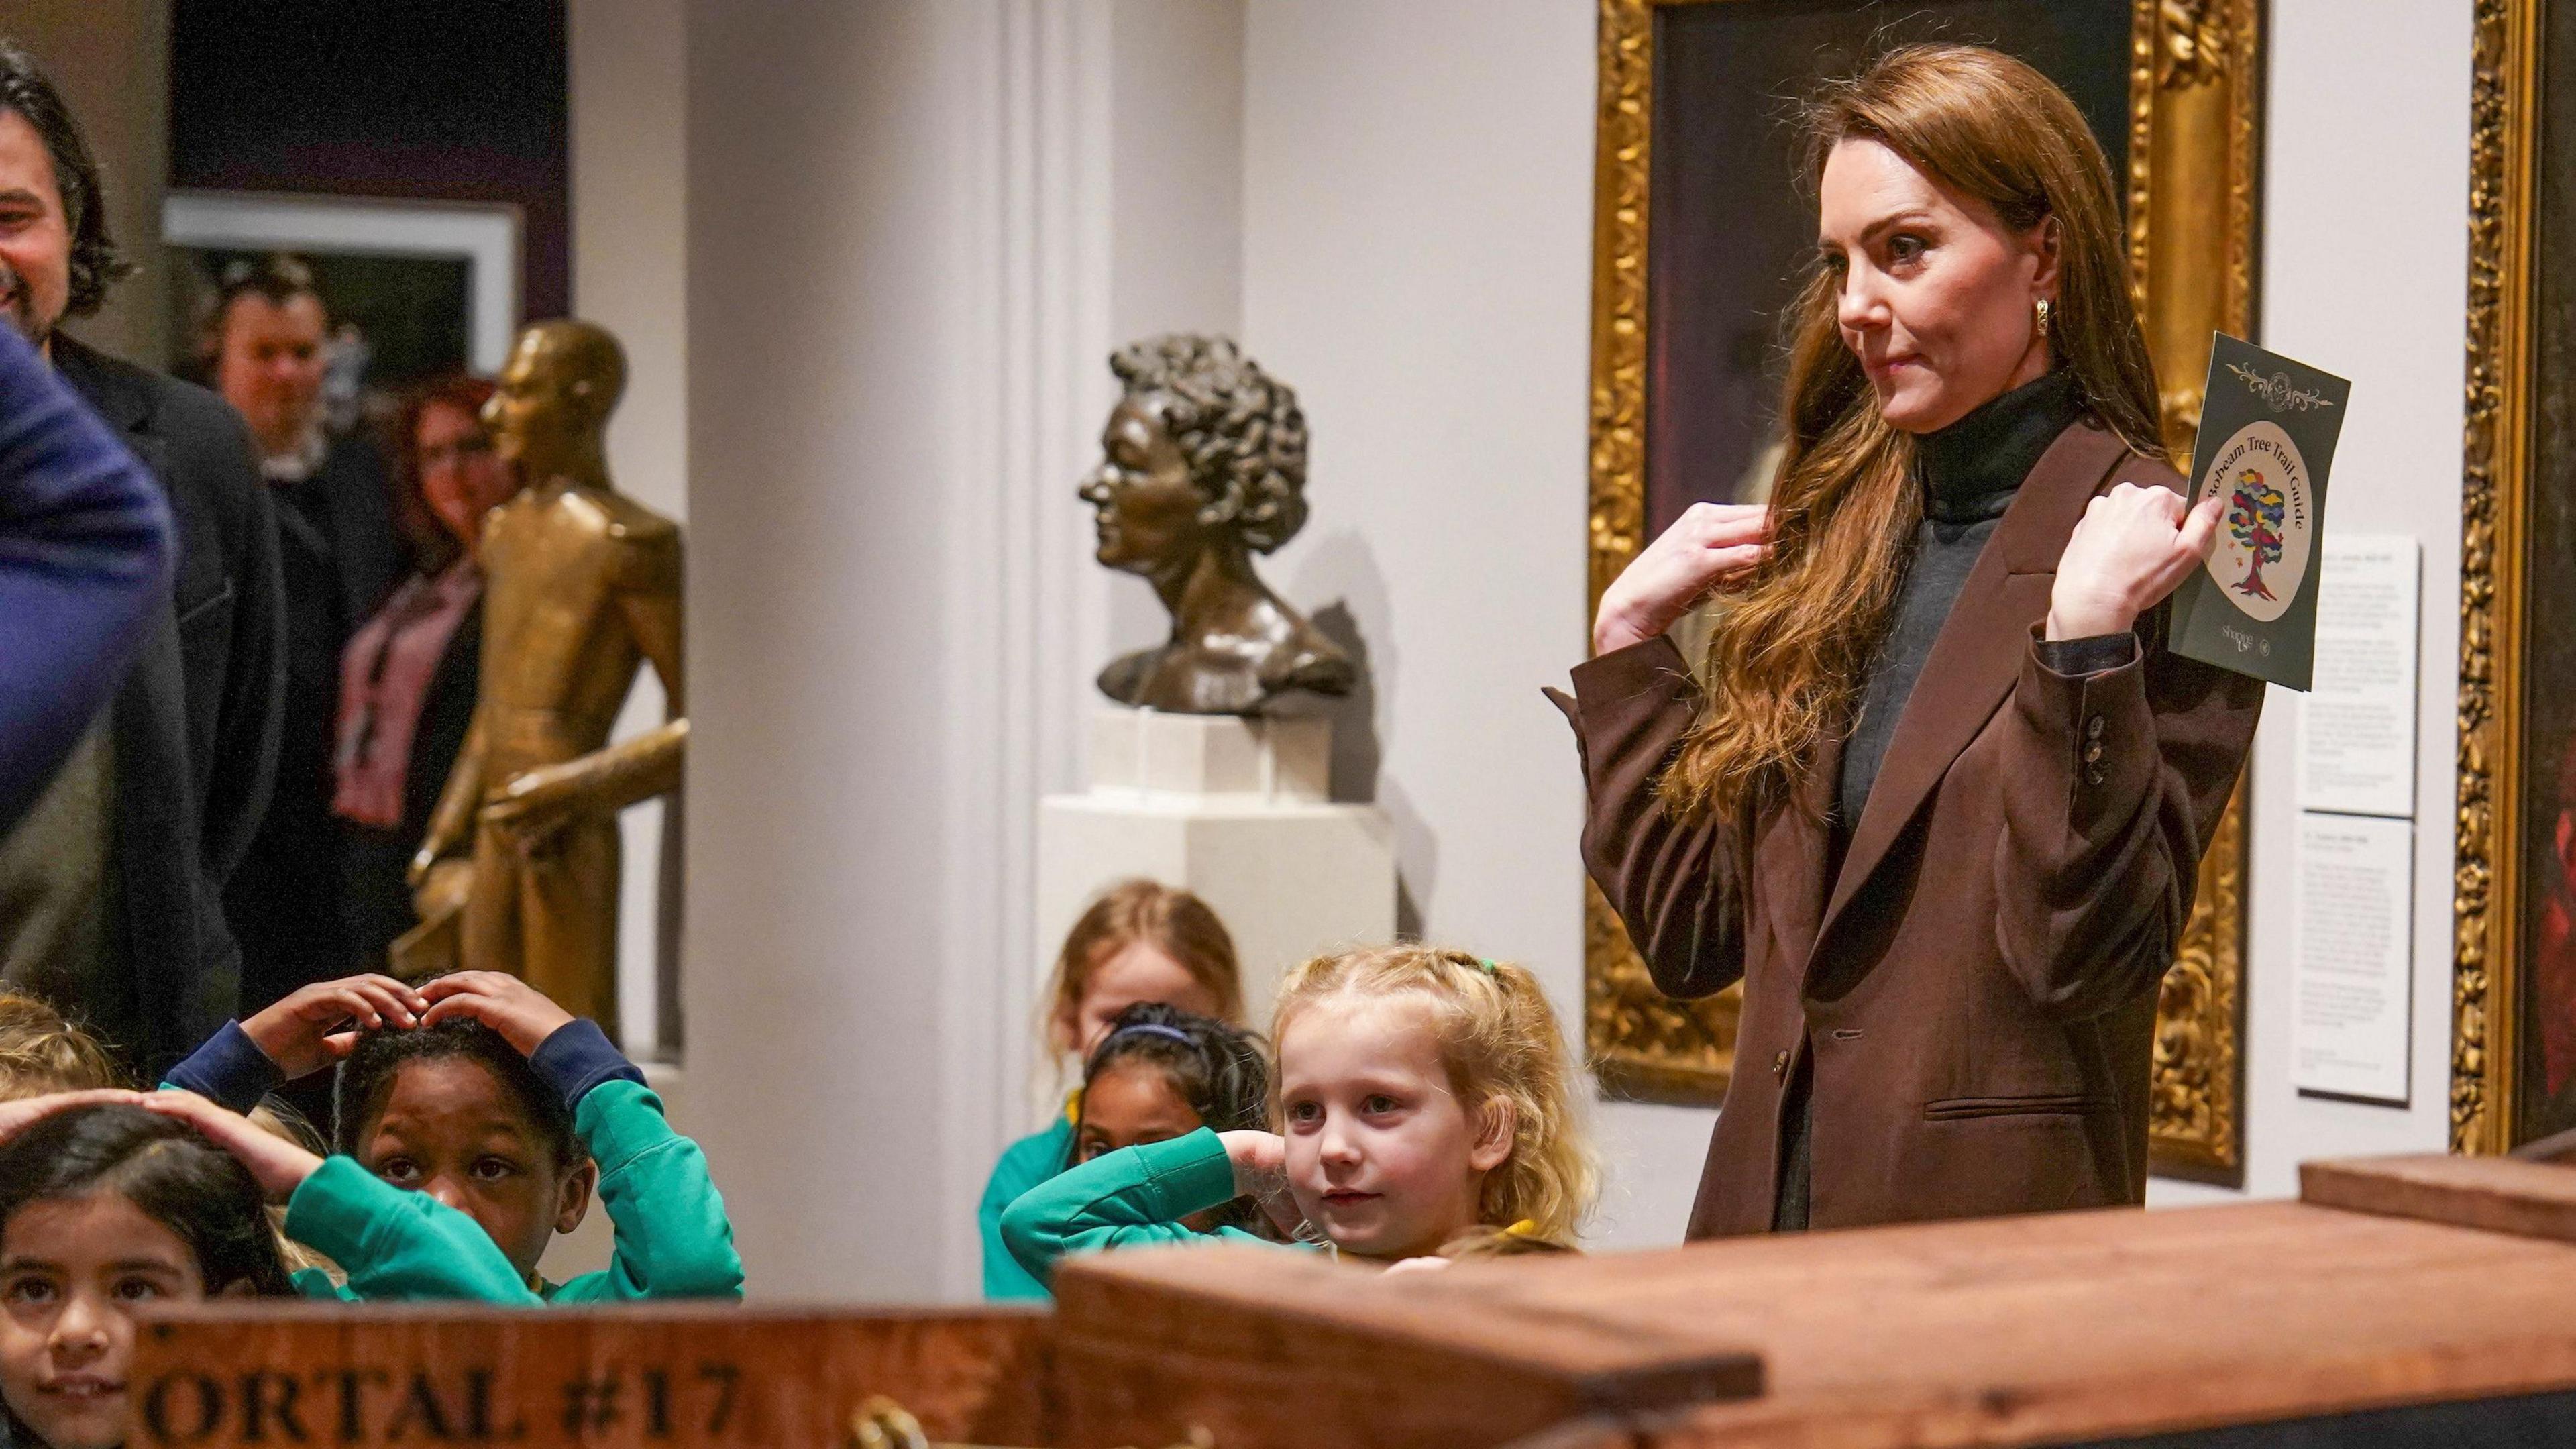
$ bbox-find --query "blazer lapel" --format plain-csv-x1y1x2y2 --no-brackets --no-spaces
1812,420,2129,953
52,335,148,432
56,335,174,511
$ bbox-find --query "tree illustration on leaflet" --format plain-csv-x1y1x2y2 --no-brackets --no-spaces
2223,466,2286,602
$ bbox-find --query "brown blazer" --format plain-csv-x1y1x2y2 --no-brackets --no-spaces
1558,419,2261,1238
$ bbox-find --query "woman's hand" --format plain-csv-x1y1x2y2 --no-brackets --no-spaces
418,971,575,1056
0,1089,148,1147
2046,484,2221,641
140,1091,323,1203
242,975,427,1079
1592,503,1772,655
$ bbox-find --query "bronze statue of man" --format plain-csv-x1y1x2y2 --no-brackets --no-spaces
402,320,684,1036
1080,335,1354,714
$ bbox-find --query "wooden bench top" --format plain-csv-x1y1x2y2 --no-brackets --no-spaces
1057,1155,2576,1448
120,1155,2576,1449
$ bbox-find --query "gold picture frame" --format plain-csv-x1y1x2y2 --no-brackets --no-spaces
2449,0,2538,1155
1584,0,2261,1181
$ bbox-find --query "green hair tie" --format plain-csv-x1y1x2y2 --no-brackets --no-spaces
1479,959,1499,976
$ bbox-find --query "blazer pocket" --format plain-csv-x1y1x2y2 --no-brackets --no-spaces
1922,1093,2112,1122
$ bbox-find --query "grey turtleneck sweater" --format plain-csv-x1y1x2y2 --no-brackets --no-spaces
1772,368,2134,1232
1835,369,2088,833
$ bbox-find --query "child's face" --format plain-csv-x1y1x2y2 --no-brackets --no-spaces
0,1196,219,1449
1075,1061,1204,1163
1061,944,1220,1057
1277,996,1506,1262
1079,1061,1226,1233
355,1058,594,1283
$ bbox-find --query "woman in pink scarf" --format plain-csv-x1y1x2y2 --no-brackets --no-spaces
333,375,507,969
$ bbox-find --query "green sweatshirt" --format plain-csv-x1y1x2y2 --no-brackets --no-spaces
167,1018,743,1303
541,1075,743,1302
284,1157,541,1303
998,1127,1292,1288
979,1113,1074,1300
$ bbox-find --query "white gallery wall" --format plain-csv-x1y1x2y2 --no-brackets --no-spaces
672,0,1211,1300
2155,0,2473,1202
1238,0,1709,1245
631,0,2485,1296
682,1,989,1301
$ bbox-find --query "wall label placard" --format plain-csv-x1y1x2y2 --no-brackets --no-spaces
2298,535,2422,820
2292,813,2415,1106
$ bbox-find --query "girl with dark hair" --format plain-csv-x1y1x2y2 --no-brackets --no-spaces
1001,1003,1272,1288
163,971,740,1303
0,1091,531,1449
1071,1003,1271,1234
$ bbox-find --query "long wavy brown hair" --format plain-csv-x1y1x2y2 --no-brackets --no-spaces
1662,44,2164,824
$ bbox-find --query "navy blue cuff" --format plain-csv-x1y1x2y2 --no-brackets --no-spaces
528,1018,645,1108
162,1021,285,1114
2033,632,2139,678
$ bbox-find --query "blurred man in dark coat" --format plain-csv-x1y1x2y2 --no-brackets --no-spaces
207,253,407,1017
0,40,286,1076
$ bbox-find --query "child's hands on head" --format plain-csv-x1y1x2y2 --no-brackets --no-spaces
0,1089,148,1147
138,1091,322,1204
242,974,427,1079
418,972,575,1057
337,1011,594,1283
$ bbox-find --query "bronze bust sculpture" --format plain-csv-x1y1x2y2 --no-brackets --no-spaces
1080,335,1354,714
401,319,684,1038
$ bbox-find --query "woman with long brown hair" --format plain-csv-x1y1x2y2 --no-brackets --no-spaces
1558,45,2262,1237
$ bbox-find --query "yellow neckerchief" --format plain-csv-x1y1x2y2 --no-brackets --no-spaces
1062,1087,1083,1127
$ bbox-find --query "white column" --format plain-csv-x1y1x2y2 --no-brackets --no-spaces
682,0,1256,1301
569,0,690,1055
684,0,980,1302
1238,0,1617,1222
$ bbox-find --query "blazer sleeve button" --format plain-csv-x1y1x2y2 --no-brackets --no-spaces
2086,714,2106,740
2086,764,2107,786
1772,1049,1790,1081
2083,741,2104,765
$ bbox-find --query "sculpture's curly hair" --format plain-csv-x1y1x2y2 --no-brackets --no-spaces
1108,335,1309,554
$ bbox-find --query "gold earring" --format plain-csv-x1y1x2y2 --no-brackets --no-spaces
2035,297,2053,342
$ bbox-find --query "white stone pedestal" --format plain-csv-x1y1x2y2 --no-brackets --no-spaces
1038,709,1397,1029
